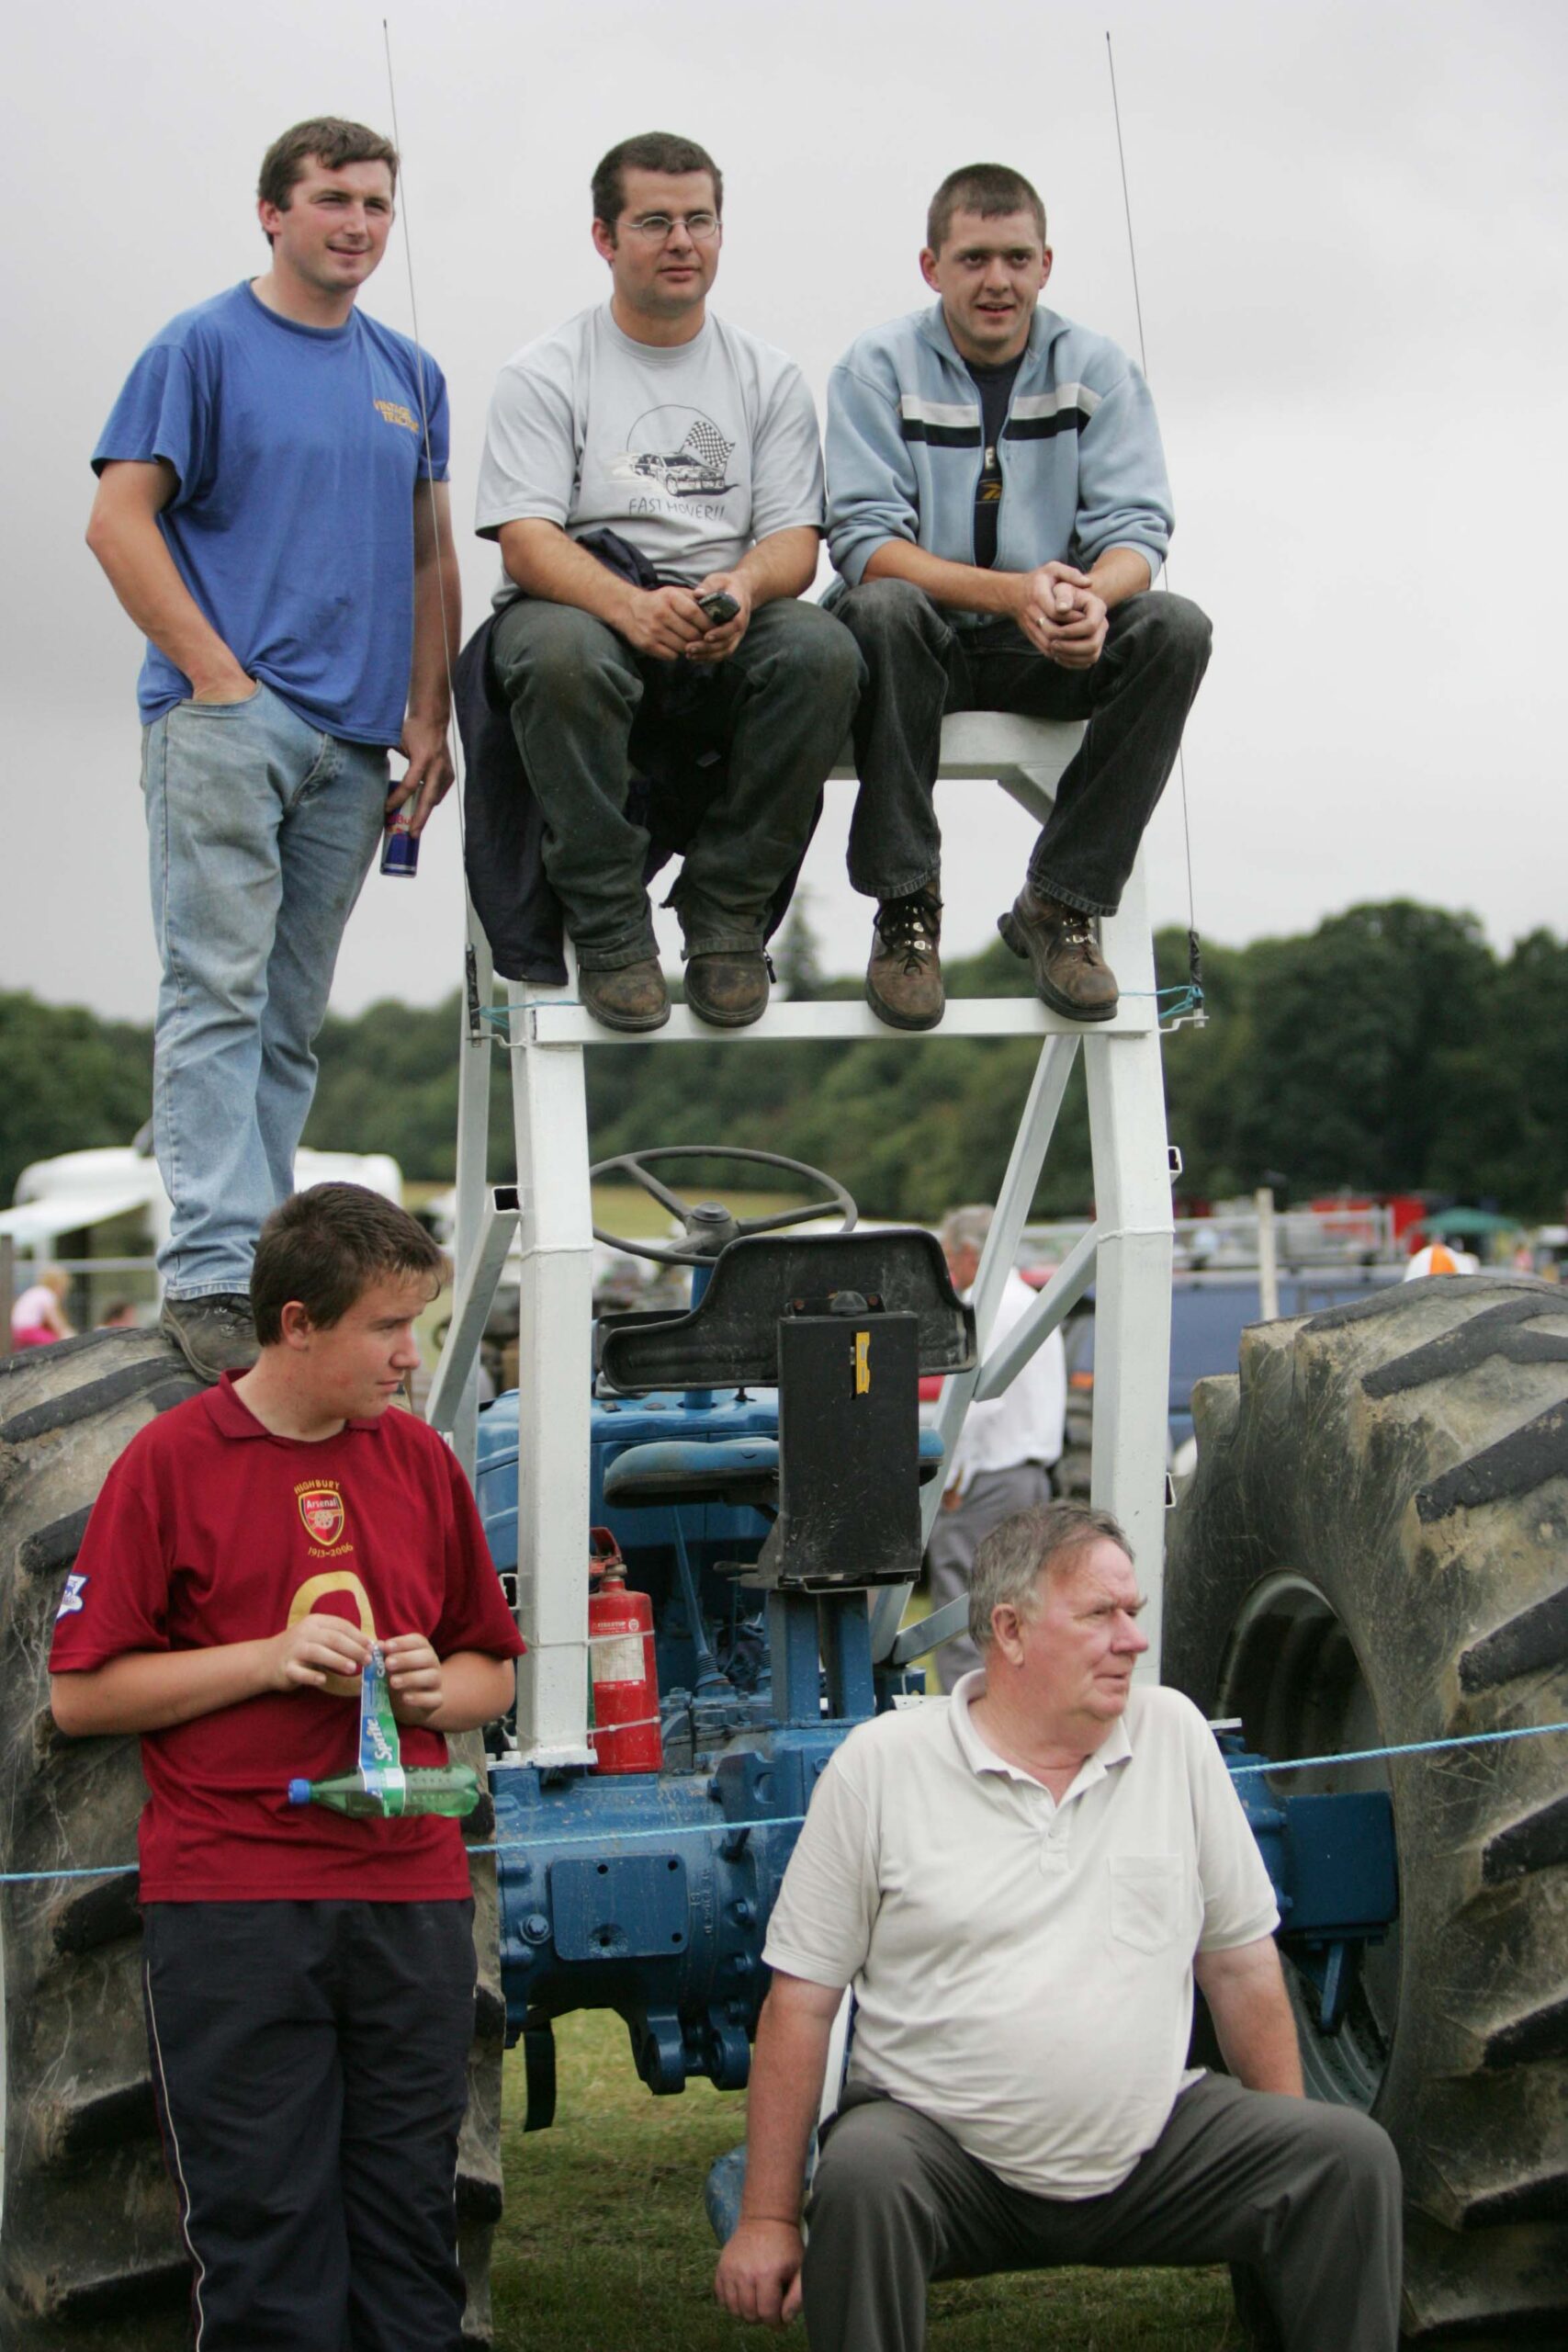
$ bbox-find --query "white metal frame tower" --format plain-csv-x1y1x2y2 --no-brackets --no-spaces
428,715,1176,1765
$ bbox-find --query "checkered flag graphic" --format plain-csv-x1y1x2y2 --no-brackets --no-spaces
681,417,734,470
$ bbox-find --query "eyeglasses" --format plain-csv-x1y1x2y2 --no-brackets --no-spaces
624,210,721,244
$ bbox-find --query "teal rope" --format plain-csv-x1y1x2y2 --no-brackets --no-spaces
1,1862,140,1883
10,1720,1566,1886
479,1001,587,1037
1225,1719,1568,1779
1120,982,1206,1027
465,1821,807,1859
1156,987,1203,1026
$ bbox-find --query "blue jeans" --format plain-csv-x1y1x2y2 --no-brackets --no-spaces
141,683,388,1297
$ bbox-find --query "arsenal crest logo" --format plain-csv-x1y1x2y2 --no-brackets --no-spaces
298,1487,345,1546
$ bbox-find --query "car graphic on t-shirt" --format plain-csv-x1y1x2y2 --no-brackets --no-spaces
611,406,737,500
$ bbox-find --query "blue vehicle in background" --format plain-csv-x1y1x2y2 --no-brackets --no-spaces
1055,1260,1404,1494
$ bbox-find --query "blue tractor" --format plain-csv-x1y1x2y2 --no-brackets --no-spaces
468,1149,1399,2249
0,717,1562,2346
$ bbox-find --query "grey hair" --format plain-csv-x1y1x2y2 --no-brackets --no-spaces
968,1503,1131,1652
940,1204,993,1257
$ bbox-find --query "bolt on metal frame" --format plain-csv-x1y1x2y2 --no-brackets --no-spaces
428,715,1175,1765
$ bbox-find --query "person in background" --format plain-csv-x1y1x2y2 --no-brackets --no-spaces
10,1265,75,1349
928,1203,1065,1690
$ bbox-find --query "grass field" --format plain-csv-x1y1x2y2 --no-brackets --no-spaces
491,2012,1239,2351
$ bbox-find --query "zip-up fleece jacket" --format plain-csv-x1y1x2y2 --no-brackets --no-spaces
825,302,1172,614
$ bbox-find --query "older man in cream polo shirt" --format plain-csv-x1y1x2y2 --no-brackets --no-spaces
714,1503,1403,2352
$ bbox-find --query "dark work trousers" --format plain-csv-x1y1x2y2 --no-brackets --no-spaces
831,577,1213,916
803,2075,1403,2352
925,1462,1051,1690
142,1900,477,2352
489,597,863,970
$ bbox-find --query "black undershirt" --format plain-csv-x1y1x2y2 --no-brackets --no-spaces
965,353,1025,569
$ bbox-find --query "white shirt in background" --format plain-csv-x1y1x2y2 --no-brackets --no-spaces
947,1266,1066,1496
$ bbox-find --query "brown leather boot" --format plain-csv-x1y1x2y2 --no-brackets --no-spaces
685,950,771,1028
998,888,1119,1021
865,887,944,1031
580,958,671,1033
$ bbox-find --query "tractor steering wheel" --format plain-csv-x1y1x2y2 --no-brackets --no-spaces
590,1146,858,1269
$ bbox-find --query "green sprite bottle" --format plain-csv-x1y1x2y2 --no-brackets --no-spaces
286,1640,482,1819
288,1763,481,1818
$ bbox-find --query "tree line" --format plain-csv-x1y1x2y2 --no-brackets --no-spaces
3,900,1563,1223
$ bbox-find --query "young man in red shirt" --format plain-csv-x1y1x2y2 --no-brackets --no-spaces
51,1183,523,2351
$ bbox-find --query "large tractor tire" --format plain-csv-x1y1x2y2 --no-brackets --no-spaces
0,1329,505,2347
1164,1275,1568,2346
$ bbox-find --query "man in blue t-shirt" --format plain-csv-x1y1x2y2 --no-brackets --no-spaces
86,116,459,1381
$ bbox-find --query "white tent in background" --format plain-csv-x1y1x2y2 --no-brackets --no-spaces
2,1139,404,1265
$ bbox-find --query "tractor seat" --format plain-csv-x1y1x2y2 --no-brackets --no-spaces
598,1229,974,1396
602,1430,946,1513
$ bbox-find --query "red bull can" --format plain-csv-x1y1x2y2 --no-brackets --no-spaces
380,803,419,877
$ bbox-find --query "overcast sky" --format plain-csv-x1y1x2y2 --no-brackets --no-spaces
4,0,1565,1025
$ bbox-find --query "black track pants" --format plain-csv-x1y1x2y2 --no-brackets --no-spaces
142,1899,476,2352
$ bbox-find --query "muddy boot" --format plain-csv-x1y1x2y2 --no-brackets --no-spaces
580,959,671,1034
684,951,771,1028
998,888,1118,1021
865,887,944,1031
159,1293,259,1382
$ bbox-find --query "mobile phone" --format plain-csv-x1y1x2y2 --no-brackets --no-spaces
697,590,739,626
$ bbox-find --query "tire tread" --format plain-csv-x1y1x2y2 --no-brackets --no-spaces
1165,1275,1568,2344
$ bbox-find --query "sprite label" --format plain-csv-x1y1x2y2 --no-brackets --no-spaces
357,1644,408,1816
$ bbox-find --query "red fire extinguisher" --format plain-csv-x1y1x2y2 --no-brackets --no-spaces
588,1528,662,1774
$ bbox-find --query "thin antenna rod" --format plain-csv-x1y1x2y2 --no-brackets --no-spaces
1105,30,1149,378
1106,28,1200,959
382,17,466,857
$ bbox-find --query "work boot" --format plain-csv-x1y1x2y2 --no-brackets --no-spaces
866,887,944,1031
159,1292,259,1382
998,888,1119,1021
684,951,771,1028
580,959,671,1034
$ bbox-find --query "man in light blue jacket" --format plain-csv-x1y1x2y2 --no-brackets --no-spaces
826,164,1212,1030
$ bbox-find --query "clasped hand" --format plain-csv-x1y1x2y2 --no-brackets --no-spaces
1015,560,1108,669
268,1616,445,1722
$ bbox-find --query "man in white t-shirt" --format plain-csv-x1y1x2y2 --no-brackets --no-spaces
715,1503,1403,2352
474,130,862,1034
927,1202,1066,1689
